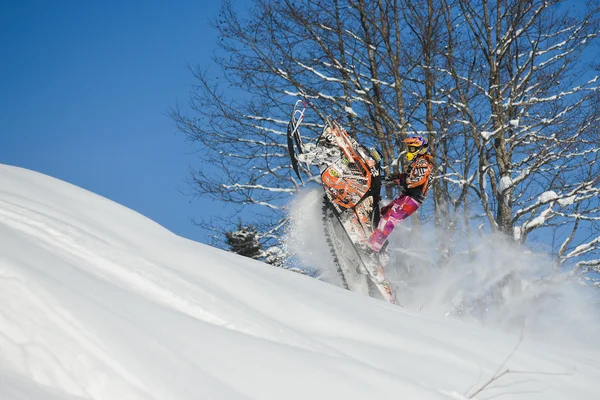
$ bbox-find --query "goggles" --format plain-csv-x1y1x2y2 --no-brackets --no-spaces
407,146,419,153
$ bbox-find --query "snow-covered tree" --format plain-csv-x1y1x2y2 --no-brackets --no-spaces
224,222,317,276
437,0,600,273
225,223,263,259
173,0,600,276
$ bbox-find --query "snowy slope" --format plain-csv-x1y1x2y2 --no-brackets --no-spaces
1,164,599,400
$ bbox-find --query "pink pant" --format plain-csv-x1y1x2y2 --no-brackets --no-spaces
368,195,420,252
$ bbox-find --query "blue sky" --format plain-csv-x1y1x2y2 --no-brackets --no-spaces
1,0,230,243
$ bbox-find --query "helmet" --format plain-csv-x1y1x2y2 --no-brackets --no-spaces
403,136,428,161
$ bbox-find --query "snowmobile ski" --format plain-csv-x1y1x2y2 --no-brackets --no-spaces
287,100,306,181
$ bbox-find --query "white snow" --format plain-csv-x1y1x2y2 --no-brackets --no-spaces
523,206,554,231
344,106,358,117
499,175,514,193
513,225,522,241
539,190,559,203
1,164,600,400
538,191,577,207
276,68,288,79
558,195,577,207
566,236,600,259
480,130,494,140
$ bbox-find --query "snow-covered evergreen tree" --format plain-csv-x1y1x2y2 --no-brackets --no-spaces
224,223,315,276
225,223,263,260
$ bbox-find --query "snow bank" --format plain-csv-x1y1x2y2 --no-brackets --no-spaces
1,164,600,400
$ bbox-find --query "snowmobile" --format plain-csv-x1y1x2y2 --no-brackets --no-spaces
286,101,396,304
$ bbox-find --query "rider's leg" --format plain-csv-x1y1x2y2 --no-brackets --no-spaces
368,195,420,252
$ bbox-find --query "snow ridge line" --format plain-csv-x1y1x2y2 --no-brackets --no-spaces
0,198,350,356
0,199,231,328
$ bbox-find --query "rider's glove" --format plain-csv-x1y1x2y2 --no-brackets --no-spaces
384,173,407,192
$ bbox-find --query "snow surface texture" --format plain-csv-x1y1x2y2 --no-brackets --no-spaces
1,165,599,400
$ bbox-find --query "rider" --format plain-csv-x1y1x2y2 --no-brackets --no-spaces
368,136,434,253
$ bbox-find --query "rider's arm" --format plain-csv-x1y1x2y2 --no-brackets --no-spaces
385,173,407,189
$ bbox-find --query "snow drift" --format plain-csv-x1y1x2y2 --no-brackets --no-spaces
286,187,600,343
1,164,599,400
